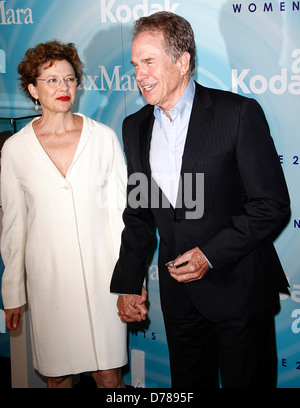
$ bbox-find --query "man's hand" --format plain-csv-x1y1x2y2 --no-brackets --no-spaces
4,307,22,330
167,247,210,283
117,286,148,322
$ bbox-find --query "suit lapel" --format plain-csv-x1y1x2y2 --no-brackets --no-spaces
174,83,214,209
137,83,214,209
180,83,214,178
139,111,154,176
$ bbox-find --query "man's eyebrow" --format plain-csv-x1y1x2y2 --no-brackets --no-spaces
130,57,155,65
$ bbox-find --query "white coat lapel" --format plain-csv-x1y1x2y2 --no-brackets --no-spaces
26,113,91,179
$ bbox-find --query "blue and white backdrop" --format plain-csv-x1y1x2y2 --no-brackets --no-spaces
0,0,299,388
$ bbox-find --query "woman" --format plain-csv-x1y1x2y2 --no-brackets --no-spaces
1,41,127,388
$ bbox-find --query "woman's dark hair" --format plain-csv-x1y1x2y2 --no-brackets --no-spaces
17,40,84,101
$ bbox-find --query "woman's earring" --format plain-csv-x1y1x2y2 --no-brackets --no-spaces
34,99,39,111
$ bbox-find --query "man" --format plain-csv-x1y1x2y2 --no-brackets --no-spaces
110,12,290,388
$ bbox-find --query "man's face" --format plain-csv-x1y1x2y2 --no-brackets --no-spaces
131,30,190,116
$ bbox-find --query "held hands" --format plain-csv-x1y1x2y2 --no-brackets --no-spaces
166,247,210,283
116,247,209,323
117,286,148,323
4,307,22,330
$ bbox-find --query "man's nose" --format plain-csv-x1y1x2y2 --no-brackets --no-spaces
135,66,146,82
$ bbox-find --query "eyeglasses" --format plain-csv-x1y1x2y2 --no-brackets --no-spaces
36,76,78,89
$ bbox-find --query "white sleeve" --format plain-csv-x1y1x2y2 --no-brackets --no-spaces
106,132,127,259
1,141,27,309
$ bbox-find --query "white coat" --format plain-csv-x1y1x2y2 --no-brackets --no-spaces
1,114,128,377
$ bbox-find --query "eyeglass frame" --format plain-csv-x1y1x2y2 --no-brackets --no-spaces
36,76,78,88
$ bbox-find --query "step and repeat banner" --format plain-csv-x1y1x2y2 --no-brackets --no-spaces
0,0,299,388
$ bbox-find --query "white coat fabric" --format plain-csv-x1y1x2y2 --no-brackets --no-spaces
1,114,128,377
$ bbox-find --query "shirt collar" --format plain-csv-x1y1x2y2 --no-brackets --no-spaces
154,79,195,124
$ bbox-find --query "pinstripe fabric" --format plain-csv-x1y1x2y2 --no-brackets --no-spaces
111,81,290,323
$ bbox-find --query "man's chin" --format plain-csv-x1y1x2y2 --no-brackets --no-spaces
142,94,157,106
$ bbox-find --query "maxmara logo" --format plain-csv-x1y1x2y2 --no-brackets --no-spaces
100,0,179,23
0,1,33,25
79,66,138,91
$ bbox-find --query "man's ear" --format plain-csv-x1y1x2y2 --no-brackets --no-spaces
178,52,191,76
28,83,39,100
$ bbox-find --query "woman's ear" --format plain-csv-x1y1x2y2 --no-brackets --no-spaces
28,83,38,100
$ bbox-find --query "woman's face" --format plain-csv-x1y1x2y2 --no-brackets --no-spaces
28,59,77,114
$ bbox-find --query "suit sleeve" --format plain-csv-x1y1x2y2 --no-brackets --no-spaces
110,119,157,295
201,98,290,273
1,141,27,309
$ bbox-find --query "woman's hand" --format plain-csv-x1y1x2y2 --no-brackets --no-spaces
4,307,22,330
117,286,148,323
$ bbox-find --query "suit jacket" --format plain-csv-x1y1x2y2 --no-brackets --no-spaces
111,82,290,322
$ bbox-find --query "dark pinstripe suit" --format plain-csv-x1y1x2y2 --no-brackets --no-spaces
111,81,290,387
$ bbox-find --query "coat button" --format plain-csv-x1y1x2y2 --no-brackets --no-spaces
174,216,181,223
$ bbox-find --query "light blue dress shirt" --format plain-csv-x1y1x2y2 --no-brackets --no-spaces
150,79,195,208
149,79,212,268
